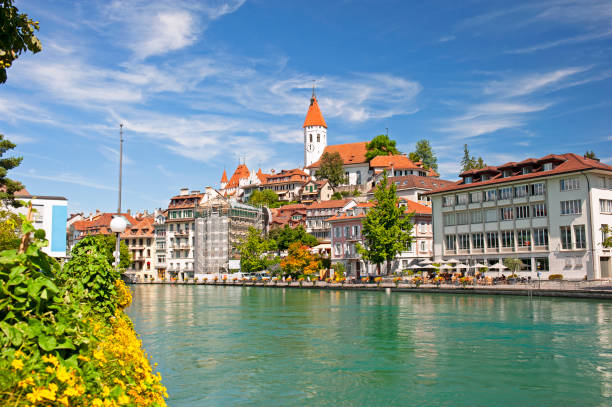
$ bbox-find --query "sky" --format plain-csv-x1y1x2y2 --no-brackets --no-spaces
2,0,611,215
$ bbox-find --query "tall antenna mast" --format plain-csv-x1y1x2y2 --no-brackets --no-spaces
118,123,123,213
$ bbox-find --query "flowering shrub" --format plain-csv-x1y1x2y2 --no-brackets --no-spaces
374,277,382,286
222,276,227,281
232,277,237,282
286,276,292,282
361,277,369,283
0,219,167,406
393,277,401,284
213,276,218,282
459,277,470,287
412,276,423,287
433,276,444,286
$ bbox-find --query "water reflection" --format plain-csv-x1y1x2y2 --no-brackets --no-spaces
127,286,612,407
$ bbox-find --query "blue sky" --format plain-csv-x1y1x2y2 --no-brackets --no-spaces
2,0,611,214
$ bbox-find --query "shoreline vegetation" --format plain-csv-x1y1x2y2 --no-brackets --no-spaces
0,217,167,406
137,278,612,300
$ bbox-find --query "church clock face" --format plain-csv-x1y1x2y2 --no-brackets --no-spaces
306,143,315,152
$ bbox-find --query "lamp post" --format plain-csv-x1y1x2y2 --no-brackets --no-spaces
111,124,126,269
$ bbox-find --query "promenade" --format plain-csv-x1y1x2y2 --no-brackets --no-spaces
133,279,612,300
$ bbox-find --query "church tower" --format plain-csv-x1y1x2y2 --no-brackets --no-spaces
303,87,327,168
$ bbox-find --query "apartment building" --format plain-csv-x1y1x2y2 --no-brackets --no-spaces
306,199,356,241
427,153,612,279
258,168,311,201
153,210,167,280
121,217,155,281
367,174,456,205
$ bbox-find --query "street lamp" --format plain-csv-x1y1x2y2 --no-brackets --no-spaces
112,123,125,269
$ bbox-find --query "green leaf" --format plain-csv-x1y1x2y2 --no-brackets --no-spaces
38,334,57,351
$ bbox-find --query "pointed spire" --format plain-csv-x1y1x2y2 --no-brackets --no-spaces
303,92,327,128
221,169,228,183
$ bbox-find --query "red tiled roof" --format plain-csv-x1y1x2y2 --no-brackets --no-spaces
221,169,228,183
307,142,368,168
277,203,307,211
357,202,375,208
14,188,30,196
370,175,456,193
263,168,310,185
427,153,612,195
226,164,250,188
303,96,327,128
168,193,204,209
402,199,432,215
309,199,353,209
121,217,155,238
370,154,420,170
256,168,269,183
327,213,367,222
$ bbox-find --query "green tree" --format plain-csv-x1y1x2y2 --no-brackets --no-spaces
249,189,279,207
235,226,271,273
601,225,611,248
315,151,347,187
410,139,438,171
1,0,42,84
0,134,24,207
268,225,318,252
357,173,414,275
365,134,400,161
460,144,486,172
503,257,524,276
585,150,598,160
71,235,131,270
0,209,21,250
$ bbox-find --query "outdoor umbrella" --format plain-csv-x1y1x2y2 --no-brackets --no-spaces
489,262,507,276
439,264,454,270
456,264,469,269
472,262,487,269
445,258,460,264
419,258,434,265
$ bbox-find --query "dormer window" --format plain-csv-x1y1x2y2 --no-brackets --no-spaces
543,163,553,171
502,170,512,178
481,174,490,181
464,176,473,184
522,167,530,175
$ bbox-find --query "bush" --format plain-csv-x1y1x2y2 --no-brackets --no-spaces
549,274,563,280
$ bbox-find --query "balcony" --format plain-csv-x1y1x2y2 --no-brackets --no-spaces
174,230,189,237
155,263,166,269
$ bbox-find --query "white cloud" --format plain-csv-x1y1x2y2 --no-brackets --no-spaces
98,146,133,165
15,172,116,191
484,67,589,97
506,29,612,54
438,35,456,43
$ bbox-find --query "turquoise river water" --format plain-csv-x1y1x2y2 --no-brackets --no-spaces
127,285,612,406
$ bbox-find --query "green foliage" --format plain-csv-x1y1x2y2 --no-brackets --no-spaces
0,209,21,250
332,261,345,276
585,150,597,160
357,173,414,274
410,139,438,171
461,144,486,172
270,200,298,209
601,225,612,248
352,189,361,197
331,192,343,200
235,227,271,273
365,134,400,161
72,234,130,270
0,0,42,84
249,189,279,207
315,151,347,187
503,257,524,275
268,225,318,251
0,134,23,207
341,190,350,197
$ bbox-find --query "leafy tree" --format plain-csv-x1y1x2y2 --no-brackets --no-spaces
0,209,21,250
0,0,42,84
280,242,320,278
461,144,486,172
71,235,131,270
331,191,343,200
268,225,318,252
0,134,23,207
365,134,400,161
235,226,271,273
410,139,438,171
503,257,524,276
585,150,598,160
357,173,414,275
315,151,347,187
249,189,278,207
601,225,611,248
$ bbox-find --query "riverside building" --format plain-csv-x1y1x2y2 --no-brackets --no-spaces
426,153,612,280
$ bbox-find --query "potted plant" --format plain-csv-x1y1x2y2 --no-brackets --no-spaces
298,277,304,287
286,276,292,283
412,276,423,288
433,276,443,287
393,276,401,287
374,276,382,287
503,258,523,283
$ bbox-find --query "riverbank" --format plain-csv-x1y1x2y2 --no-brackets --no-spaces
132,279,612,300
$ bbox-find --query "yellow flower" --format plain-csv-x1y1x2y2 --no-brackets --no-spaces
42,354,60,367
102,386,110,397
56,365,71,382
118,394,130,405
64,387,79,397
92,398,104,407
45,366,54,373
77,354,90,362
11,358,24,370
18,377,34,388
93,349,107,362
14,350,24,358
57,395,70,406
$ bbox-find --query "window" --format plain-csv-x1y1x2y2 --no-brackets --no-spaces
445,235,456,250
356,171,362,185
344,226,349,237
530,183,545,196
482,174,490,181
502,170,512,178
458,234,470,250
456,212,469,225
560,226,572,249
470,191,482,203
420,241,426,251
516,229,531,247
515,205,530,219
317,134,320,142
574,225,586,249
514,185,528,198
471,210,483,224
472,233,484,249
309,134,313,142
543,163,553,171
334,244,341,256
532,203,547,217
501,230,514,248
485,189,497,202
487,232,499,248
457,194,468,205
535,257,549,272
533,228,548,246
600,199,612,214
499,187,513,200
522,167,530,175
485,209,497,222
443,213,455,226
464,176,473,184
334,227,341,238
561,200,581,215
560,178,580,191
353,225,360,237
500,207,514,220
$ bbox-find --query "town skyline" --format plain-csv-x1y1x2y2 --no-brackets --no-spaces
1,0,611,214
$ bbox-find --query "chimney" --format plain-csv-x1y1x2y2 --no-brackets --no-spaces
180,188,189,196
191,190,200,195
127,209,131,215
96,209,100,214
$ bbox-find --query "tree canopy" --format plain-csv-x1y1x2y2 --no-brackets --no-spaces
357,173,414,275
0,209,21,251
1,0,42,84
234,226,272,273
365,134,400,161
409,139,438,171
460,144,486,172
315,151,347,187
0,134,23,207
268,225,318,252
72,235,131,270
280,242,320,278
249,189,279,207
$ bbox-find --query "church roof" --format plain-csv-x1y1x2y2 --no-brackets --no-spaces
226,164,250,188
370,154,420,170
306,142,368,168
303,96,327,128
221,169,228,183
